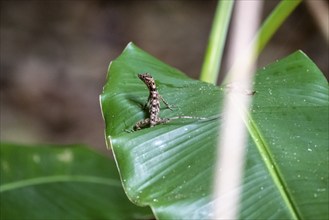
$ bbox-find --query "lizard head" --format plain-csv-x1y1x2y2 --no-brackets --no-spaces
138,73,156,90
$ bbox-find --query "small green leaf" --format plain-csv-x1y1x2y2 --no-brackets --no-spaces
0,142,153,220
100,43,328,219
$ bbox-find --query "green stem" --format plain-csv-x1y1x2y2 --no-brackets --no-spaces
223,0,302,84
254,0,302,56
200,0,234,84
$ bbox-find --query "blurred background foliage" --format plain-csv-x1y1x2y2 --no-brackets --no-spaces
0,0,328,152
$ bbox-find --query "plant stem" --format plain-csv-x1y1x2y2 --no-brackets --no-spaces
223,0,302,84
254,0,302,56
200,0,234,84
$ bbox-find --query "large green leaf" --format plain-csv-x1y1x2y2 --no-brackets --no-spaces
100,43,328,219
0,142,153,220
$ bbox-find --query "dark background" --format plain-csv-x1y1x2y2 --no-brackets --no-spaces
1,0,328,152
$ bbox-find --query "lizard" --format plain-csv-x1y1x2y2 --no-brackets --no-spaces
132,73,219,131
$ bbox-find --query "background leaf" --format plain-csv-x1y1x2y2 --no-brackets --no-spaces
0,142,153,220
100,43,328,219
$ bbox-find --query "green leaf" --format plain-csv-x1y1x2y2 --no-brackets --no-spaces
0,142,153,220
100,43,328,219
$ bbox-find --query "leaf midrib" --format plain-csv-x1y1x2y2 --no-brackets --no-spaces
0,175,122,193
246,113,300,219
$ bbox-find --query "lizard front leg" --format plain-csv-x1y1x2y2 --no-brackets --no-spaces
159,95,174,111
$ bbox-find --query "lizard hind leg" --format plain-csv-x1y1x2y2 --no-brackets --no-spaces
133,118,151,131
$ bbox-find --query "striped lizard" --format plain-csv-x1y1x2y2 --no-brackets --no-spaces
132,73,218,131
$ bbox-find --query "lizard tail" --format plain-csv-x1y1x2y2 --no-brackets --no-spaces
169,115,221,121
